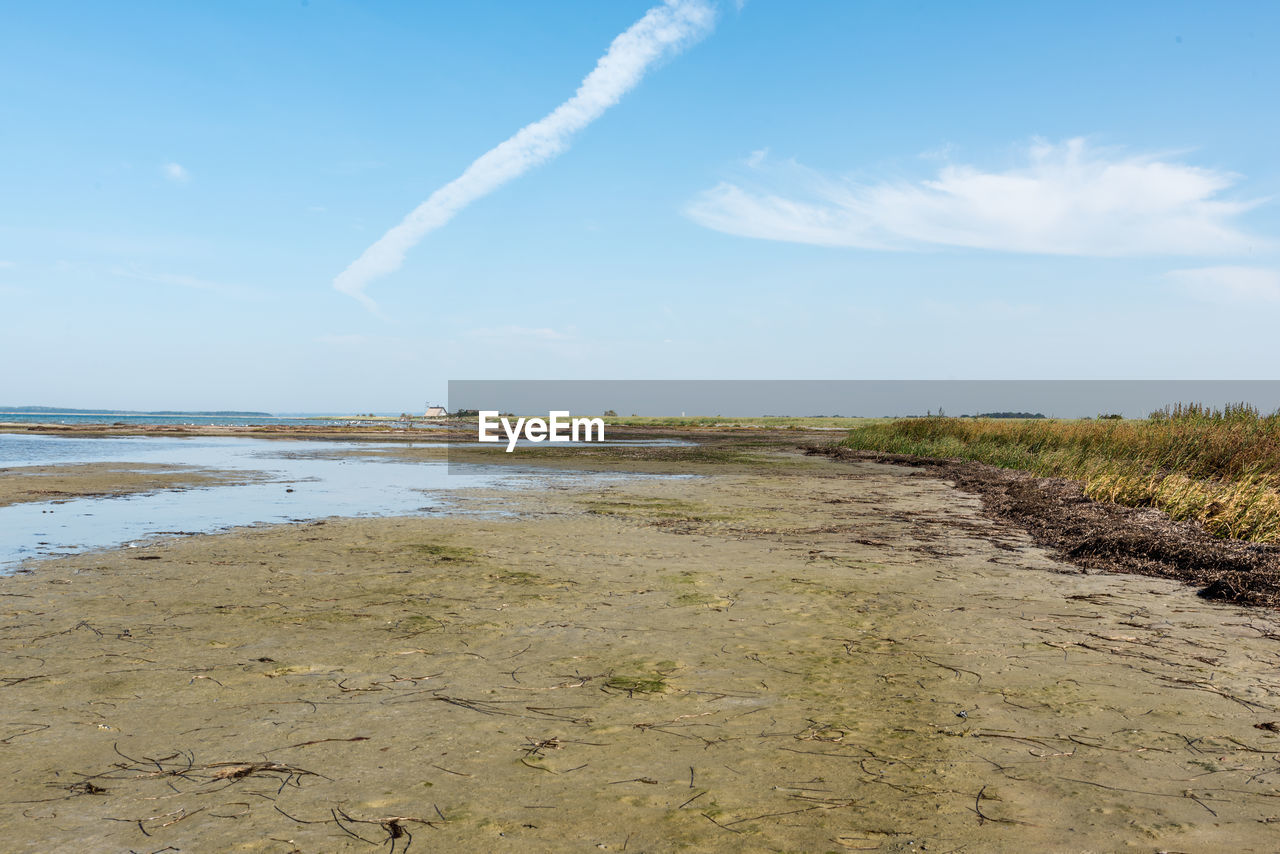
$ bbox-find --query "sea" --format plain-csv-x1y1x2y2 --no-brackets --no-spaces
0,428,684,572
0,410,403,427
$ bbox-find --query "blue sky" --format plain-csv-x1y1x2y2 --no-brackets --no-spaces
2,0,1278,412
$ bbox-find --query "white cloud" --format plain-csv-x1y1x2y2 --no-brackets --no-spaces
686,138,1265,256
1167,266,1280,303
162,162,189,183
333,0,717,311
0,260,15,269
112,266,257,299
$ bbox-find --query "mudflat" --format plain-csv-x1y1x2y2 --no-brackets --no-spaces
4,447,1280,852
0,463,261,508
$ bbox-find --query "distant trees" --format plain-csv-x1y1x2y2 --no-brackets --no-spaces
971,412,1047,419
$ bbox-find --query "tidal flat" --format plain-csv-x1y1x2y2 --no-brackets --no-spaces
3,433,1280,852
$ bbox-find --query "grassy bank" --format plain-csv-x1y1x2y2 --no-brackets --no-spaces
842,404,1280,544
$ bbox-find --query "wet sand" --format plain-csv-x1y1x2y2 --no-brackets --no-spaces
4,447,1280,852
0,463,262,508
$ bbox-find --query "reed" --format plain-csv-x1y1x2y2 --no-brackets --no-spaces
841,404,1280,543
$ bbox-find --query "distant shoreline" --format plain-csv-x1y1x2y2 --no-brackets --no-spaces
3,410,292,419
0,408,427,423
0,409,275,419
0,420,454,441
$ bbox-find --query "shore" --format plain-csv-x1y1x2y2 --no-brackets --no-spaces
3,433,1280,851
0,462,263,509
0,420,457,442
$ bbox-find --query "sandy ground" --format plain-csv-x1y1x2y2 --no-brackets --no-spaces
4,450,1280,852
0,463,262,508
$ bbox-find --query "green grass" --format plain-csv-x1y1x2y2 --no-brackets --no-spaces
841,403,1280,544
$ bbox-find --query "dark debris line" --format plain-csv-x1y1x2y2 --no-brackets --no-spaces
810,446,1280,609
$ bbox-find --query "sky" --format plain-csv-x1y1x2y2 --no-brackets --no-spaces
2,0,1278,412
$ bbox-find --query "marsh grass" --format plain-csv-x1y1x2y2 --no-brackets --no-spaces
842,403,1280,544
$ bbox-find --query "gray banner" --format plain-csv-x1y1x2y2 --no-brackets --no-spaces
448,380,1280,420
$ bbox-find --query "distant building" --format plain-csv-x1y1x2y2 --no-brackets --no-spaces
424,404,448,418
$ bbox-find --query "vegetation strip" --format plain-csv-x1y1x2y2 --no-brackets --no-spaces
840,405,1280,543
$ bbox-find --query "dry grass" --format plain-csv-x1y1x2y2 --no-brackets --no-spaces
842,403,1280,544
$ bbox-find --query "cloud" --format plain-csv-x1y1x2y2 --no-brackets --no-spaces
686,138,1265,256
0,260,15,269
461,325,583,358
333,0,717,311
162,162,190,183
112,266,257,299
1167,266,1280,303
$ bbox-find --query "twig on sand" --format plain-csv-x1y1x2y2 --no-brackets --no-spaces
701,812,742,834
972,785,1035,826
274,804,441,854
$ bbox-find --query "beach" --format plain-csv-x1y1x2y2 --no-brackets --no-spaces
13,0,1276,848
3,431,1280,852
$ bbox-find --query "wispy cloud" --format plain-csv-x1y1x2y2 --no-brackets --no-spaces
162,162,190,183
462,324,582,359
333,0,717,310
0,260,15,269
112,266,257,299
1168,266,1280,303
686,138,1265,256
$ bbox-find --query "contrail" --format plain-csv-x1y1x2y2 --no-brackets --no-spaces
335,0,717,309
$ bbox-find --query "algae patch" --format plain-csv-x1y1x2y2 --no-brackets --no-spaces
405,542,480,563
603,674,668,694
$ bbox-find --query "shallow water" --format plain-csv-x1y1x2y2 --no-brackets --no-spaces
0,411,347,427
0,434,656,571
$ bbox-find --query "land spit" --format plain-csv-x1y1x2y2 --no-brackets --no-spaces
2,444,1280,851
0,462,263,509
